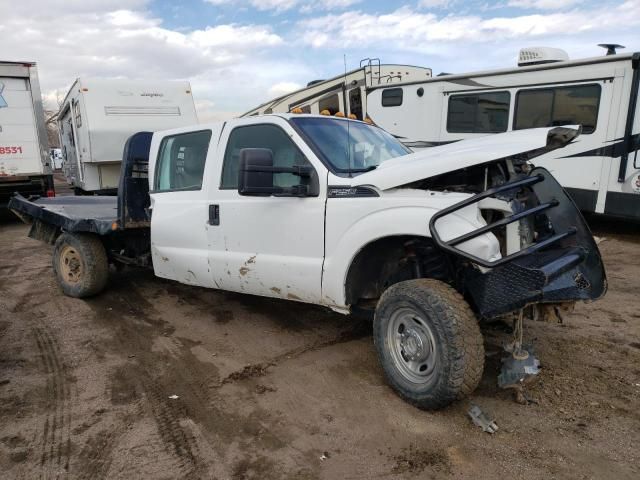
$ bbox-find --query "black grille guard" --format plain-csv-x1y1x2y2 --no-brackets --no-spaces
429,167,607,318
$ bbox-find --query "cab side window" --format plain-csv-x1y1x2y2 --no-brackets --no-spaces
154,130,212,192
221,124,312,189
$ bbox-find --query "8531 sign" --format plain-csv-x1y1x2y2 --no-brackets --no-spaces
0,146,23,154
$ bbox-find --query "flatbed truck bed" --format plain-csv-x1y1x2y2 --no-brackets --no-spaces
10,195,118,235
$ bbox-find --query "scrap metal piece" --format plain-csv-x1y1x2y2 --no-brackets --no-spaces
468,404,498,434
498,346,541,389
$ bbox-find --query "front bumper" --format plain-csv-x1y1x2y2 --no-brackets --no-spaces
430,167,607,318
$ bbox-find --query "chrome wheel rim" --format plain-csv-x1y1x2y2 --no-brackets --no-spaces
386,307,438,384
60,246,83,284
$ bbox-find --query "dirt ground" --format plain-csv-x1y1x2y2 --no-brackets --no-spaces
0,213,639,480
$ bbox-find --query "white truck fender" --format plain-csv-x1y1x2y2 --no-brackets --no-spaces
321,204,500,309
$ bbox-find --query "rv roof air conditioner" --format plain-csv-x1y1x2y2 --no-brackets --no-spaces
518,47,569,67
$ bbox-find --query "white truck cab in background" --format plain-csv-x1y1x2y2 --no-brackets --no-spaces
58,78,198,194
0,61,53,205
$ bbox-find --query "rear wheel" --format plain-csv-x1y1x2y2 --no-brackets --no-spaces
373,279,484,409
53,233,109,298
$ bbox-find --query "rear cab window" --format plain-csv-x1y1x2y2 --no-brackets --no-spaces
154,130,212,192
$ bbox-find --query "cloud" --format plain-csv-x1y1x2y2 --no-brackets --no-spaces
299,2,640,49
205,0,361,13
268,81,302,97
418,0,452,8
300,0,362,12
0,3,294,114
2,0,638,121
250,0,298,12
508,0,580,10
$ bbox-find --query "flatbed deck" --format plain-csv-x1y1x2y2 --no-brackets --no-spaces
8,194,118,235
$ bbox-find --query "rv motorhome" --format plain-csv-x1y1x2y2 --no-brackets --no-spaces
58,79,198,194
244,49,640,221
245,59,432,119
0,61,53,205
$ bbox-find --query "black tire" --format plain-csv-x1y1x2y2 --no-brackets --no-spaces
373,279,484,410
52,232,109,298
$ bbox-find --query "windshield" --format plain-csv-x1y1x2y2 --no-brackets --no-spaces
290,117,411,173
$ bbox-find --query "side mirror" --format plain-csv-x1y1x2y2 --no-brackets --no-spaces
238,148,276,196
237,148,317,197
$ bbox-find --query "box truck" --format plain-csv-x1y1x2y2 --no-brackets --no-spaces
58,79,198,194
0,61,53,205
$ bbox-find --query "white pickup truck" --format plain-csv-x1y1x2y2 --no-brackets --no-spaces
9,114,606,409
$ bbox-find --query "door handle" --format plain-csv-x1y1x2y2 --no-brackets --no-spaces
209,204,220,226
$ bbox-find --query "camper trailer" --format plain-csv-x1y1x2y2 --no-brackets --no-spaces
0,61,53,205
245,49,640,220
245,60,432,119
58,79,198,194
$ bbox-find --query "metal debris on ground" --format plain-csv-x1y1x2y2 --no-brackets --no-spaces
499,309,541,393
168,394,179,400
468,404,498,434
498,346,541,389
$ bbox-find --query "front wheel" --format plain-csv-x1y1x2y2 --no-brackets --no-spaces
373,279,484,409
52,233,109,298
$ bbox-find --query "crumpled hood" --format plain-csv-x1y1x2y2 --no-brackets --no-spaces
352,126,580,191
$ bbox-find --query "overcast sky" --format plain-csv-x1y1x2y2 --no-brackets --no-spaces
1,0,639,121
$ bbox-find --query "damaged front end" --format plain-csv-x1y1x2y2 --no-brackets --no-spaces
429,130,607,320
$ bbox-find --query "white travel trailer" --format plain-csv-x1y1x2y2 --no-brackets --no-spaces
244,60,432,119
245,49,640,220
58,79,198,194
0,61,52,205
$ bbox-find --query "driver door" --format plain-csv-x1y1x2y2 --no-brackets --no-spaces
206,118,327,303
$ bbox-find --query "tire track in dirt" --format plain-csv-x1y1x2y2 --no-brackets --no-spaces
87,280,208,479
142,379,202,479
76,429,119,480
32,324,72,479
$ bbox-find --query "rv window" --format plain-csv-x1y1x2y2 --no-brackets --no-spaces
447,92,510,133
381,88,403,107
67,119,75,147
154,130,212,192
318,94,340,115
73,102,82,128
514,84,600,134
221,124,312,189
349,88,363,120
299,105,311,114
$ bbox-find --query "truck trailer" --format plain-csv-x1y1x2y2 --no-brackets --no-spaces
0,61,53,205
58,78,198,195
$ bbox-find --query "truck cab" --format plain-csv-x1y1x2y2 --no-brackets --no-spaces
10,114,607,410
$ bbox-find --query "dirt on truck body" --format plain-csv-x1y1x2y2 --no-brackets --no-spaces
0,218,638,479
